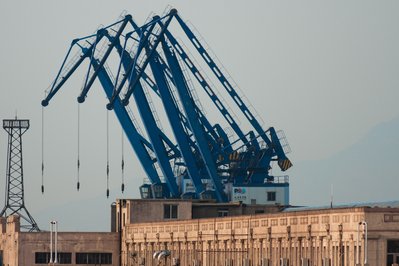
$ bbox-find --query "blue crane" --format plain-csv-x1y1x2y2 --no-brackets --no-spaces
42,8,293,203
81,14,214,198
104,13,230,199
41,15,181,198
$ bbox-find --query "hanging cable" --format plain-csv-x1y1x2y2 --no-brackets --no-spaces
121,129,125,193
77,104,80,191
106,110,110,198
41,106,45,194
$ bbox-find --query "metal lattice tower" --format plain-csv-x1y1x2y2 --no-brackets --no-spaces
0,119,40,232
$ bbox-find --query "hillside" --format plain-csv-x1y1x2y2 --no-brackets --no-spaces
290,116,399,206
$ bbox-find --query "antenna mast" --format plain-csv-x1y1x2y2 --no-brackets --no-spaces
0,118,40,232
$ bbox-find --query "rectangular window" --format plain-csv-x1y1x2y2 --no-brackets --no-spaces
388,240,399,253
163,204,178,219
35,252,48,264
76,253,112,264
164,205,170,219
218,209,229,217
153,185,163,198
171,204,178,218
141,186,150,198
35,252,72,264
267,191,276,201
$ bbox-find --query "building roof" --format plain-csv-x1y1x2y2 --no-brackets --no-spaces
284,200,399,212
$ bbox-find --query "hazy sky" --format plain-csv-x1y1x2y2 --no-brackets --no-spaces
0,1,398,231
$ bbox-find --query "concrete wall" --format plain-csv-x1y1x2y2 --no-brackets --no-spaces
116,199,283,229
129,200,192,223
18,232,120,266
1,216,19,266
121,206,399,266
116,199,193,226
192,203,282,219
0,215,120,266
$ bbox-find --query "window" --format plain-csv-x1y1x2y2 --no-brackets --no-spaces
310,216,319,224
218,209,229,217
342,215,350,223
35,252,47,264
76,253,112,264
35,252,72,264
267,191,276,201
300,217,308,224
140,186,150,198
164,204,178,219
388,240,399,253
153,185,163,198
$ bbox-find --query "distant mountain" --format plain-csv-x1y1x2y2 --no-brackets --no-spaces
290,116,399,207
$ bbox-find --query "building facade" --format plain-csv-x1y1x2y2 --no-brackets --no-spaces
0,216,120,266
1,200,399,266
113,199,283,227
119,201,399,266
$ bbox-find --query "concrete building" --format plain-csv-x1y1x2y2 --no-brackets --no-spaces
118,200,399,266
113,199,283,227
0,199,281,266
0,215,120,266
1,200,399,265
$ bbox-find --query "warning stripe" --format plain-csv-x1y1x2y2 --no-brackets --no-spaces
229,151,239,161
278,159,293,171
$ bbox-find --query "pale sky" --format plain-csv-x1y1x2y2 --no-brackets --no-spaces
0,1,398,231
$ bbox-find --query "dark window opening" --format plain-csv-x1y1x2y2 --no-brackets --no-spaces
387,254,394,266
218,209,229,217
76,253,112,264
117,214,120,231
153,185,163,198
388,240,399,253
164,204,178,219
267,191,276,201
387,240,399,266
255,210,265,214
35,252,71,264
